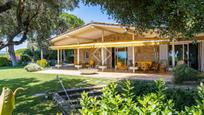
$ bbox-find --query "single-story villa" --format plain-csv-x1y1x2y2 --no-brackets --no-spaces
50,22,204,72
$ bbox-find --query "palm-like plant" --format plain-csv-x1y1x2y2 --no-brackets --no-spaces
0,87,24,115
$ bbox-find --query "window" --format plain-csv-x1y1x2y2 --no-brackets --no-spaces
85,50,89,59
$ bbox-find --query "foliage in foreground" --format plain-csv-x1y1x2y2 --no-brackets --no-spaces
80,80,204,115
24,63,43,72
123,80,197,110
0,87,24,115
172,64,200,84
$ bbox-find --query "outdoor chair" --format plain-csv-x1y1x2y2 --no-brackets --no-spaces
140,63,150,71
150,62,159,72
116,61,128,70
159,60,168,73
89,59,95,68
137,61,152,71
85,59,95,68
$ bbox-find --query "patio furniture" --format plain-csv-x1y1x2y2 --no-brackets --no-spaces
74,65,82,70
160,60,168,73
85,63,90,68
129,66,139,72
63,63,74,67
150,62,159,72
79,68,98,75
137,61,152,71
116,61,128,70
84,59,95,68
98,66,107,72
55,64,62,68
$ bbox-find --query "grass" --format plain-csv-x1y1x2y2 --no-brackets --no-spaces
0,67,116,115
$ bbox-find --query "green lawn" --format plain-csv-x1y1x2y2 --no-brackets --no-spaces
0,67,116,115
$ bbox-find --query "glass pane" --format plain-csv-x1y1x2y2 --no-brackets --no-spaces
189,43,198,69
184,44,188,63
168,45,172,66
116,48,128,65
168,45,184,66
175,45,183,64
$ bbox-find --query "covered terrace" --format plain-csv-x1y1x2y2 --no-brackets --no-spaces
50,22,204,73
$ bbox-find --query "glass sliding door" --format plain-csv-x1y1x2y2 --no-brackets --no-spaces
184,44,188,63
168,43,199,70
189,43,198,69
175,45,184,64
115,48,128,66
169,44,188,66
67,49,74,63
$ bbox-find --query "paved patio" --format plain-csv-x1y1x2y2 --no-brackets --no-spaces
37,69,173,82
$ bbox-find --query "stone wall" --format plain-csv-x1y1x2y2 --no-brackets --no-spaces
74,33,160,68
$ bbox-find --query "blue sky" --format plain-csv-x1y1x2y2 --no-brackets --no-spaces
69,2,116,24
1,2,116,52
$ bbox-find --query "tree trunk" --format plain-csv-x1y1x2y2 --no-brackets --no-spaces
41,49,44,60
8,44,17,66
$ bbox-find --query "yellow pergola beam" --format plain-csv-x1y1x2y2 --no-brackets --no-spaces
50,39,170,50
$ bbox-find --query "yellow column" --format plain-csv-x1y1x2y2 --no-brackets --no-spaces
57,49,60,68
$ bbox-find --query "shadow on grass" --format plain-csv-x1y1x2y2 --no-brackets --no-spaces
0,77,93,115
0,66,23,70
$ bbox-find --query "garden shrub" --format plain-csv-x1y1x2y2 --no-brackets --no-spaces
19,49,41,65
165,88,196,110
80,80,204,115
15,48,27,57
172,64,200,84
37,59,48,68
0,57,11,67
24,63,42,72
117,80,197,111
128,80,157,96
127,80,197,111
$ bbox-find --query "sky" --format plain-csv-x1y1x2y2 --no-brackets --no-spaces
0,2,116,52
69,2,116,24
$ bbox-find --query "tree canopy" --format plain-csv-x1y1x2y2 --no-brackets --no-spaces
54,13,84,35
0,0,80,66
32,13,84,50
84,0,204,39
0,1,13,13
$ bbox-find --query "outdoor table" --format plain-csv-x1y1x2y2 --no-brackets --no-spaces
75,65,82,70
129,66,139,73
98,66,107,72
55,64,62,69
137,61,152,71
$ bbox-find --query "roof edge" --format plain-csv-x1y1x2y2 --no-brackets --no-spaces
49,22,130,42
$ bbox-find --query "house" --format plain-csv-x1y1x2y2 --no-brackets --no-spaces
50,22,204,72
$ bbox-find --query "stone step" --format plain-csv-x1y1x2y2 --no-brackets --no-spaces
61,89,102,100
53,85,105,114
57,85,105,95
